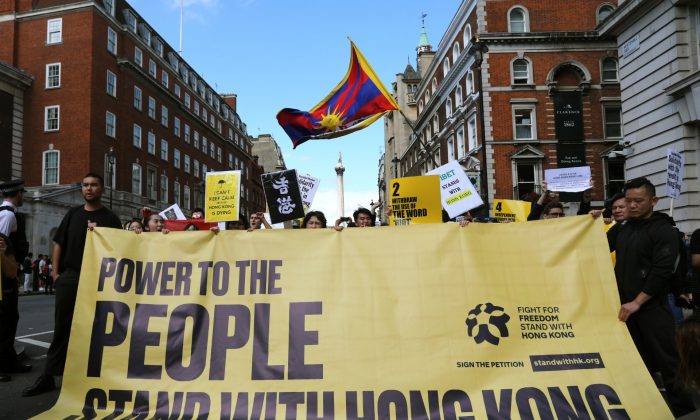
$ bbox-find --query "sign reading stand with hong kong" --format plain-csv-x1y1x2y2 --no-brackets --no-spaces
35,217,673,419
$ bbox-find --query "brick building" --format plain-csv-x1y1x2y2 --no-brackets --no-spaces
0,0,265,254
382,0,623,219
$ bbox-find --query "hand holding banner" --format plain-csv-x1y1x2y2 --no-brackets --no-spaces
388,175,442,225
205,171,241,222
427,161,483,219
262,169,305,223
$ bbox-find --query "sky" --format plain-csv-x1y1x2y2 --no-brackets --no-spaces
130,0,458,220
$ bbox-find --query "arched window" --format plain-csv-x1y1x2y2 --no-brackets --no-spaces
512,59,530,84
432,77,438,94
42,149,60,185
597,4,615,23
601,57,618,82
509,7,528,33
467,72,474,94
456,86,463,106
464,24,472,46
443,58,451,76
418,99,424,114
446,98,453,118
452,43,460,62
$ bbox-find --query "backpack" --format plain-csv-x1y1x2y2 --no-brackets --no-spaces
0,206,29,262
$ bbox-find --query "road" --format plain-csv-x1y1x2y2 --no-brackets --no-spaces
0,294,59,420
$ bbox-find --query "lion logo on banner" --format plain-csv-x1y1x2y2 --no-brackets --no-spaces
465,303,510,345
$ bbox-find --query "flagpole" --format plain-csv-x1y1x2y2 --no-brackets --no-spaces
398,109,437,168
178,0,183,55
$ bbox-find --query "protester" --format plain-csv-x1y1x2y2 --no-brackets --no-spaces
527,181,593,220
32,253,41,293
23,173,122,397
226,213,249,231
353,207,373,227
191,208,204,219
606,177,696,417
609,192,628,223
541,202,565,219
248,212,272,231
125,219,144,233
302,211,327,229
676,313,700,390
43,258,54,295
22,252,33,293
143,213,165,232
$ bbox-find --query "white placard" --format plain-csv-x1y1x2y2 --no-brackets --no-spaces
667,149,684,199
159,203,186,220
545,166,591,192
427,160,483,218
297,173,320,208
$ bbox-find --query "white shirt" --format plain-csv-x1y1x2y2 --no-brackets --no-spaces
0,200,17,237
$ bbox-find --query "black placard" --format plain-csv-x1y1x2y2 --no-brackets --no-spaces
554,91,584,141
262,169,305,224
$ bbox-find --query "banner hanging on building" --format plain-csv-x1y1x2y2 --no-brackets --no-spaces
37,218,672,419
388,175,442,225
262,169,305,223
204,171,241,223
553,91,584,141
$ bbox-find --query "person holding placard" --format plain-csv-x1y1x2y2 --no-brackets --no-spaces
527,181,593,220
302,211,327,229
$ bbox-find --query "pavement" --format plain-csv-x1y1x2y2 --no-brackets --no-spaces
0,293,60,420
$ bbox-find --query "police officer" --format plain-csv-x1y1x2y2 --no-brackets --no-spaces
0,179,32,381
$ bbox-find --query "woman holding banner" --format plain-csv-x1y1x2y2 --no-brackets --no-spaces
301,211,327,229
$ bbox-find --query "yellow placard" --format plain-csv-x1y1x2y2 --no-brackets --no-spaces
204,170,240,223
492,199,532,222
388,175,442,225
36,218,672,419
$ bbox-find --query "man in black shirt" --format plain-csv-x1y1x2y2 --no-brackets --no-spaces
23,173,122,397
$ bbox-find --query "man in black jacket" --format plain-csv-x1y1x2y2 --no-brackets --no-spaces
608,177,695,416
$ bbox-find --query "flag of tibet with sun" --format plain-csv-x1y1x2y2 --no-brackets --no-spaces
276,40,400,148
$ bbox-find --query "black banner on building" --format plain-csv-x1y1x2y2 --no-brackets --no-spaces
554,91,584,141
557,142,587,201
262,169,305,224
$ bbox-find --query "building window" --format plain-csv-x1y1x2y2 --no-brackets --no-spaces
184,124,191,143
464,24,472,46
210,143,215,159
153,38,163,57
185,93,191,108
228,152,233,168
467,72,474,95
217,146,222,162
134,47,143,67
184,185,191,209
509,7,528,33
184,155,191,173
514,162,539,199
513,107,535,140
203,108,208,122
134,86,142,110
194,160,200,178
125,10,137,32
604,106,622,138
174,84,181,98
149,59,156,78
173,181,180,206
107,27,117,55
161,105,168,126
456,86,463,106
447,134,455,162
42,150,60,185
103,153,116,189
597,4,615,24
132,124,142,148
132,163,142,195
512,59,530,84
194,131,200,149
452,43,460,62
106,70,117,97
467,115,477,151
217,120,222,133
601,57,618,82
604,157,625,198
105,111,116,138
148,97,156,119
46,63,61,88
47,18,62,44
160,139,168,161
443,58,451,76
202,137,208,154
147,167,157,200
432,78,438,94
432,115,439,134
45,105,59,131
194,101,200,116
161,70,169,88
210,115,215,128
456,126,465,159
148,132,156,154
446,98,453,118
174,117,180,137
103,0,115,15
202,163,207,175
174,148,181,168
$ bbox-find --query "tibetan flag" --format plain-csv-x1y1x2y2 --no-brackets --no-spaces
277,41,399,148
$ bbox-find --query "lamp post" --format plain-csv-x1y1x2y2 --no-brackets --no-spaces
107,146,116,208
468,36,490,215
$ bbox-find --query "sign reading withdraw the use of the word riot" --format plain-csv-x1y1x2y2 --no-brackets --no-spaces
389,175,442,225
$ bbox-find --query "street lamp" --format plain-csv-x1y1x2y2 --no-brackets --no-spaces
468,36,490,216
107,146,116,209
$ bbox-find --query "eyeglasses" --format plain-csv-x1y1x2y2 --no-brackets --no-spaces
547,212,564,217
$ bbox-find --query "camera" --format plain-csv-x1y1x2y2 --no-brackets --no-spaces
340,217,352,223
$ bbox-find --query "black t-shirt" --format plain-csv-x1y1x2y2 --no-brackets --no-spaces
53,205,122,276
1,233,17,292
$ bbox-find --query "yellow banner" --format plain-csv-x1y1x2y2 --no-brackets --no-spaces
389,175,442,225
492,199,532,222
37,217,672,419
205,171,240,222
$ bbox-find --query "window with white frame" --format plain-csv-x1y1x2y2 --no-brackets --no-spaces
132,124,142,148
217,146,222,162
443,58,451,76
446,98,453,118
514,161,540,199
132,163,142,195
184,185,191,209
602,57,618,82
185,93,191,108
160,139,168,161
447,134,455,162
210,115,215,128
161,105,168,126
456,126,465,159
194,160,200,178
47,18,62,44
147,132,156,154
432,115,439,134
42,150,59,185
148,97,156,119
194,131,199,149
184,124,191,143
45,106,59,131
106,70,117,97
217,120,222,133
149,59,156,78
514,107,535,140
133,86,142,110
467,115,477,151
452,43,460,63
174,117,180,137
467,72,474,95
105,111,116,137
103,0,115,15
107,27,117,55
597,5,615,24
174,148,181,168
147,166,157,200
603,105,622,138
512,59,530,84
456,86,463,106
194,101,200,116
509,7,528,32
160,174,168,202
202,137,208,154
125,10,137,32
45,63,61,88
464,24,472,46
202,108,208,122
202,163,207,175
184,154,191,173
173,181,180,206
418,100,424,114
161,70,168,88
174,84,180,98
228,128,233,141
153,38,163,57
228,152,233,168
604,156,625,198
210,143,215,159
432,78,438,94
134,47,143,67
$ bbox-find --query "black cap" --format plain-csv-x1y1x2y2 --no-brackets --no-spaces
0,179,26,195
